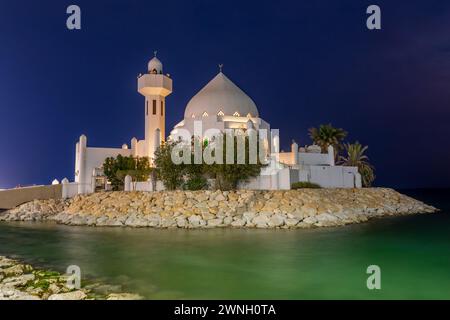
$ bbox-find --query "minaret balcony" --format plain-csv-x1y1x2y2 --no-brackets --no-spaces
138,73,172,97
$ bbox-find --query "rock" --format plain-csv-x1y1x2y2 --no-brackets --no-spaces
48,290,87,300
188,215,202,228
215,194,226,201
242,212,255,223
0,288,41,300
176,216,187,228
296,221,315,228
252,215,270,228
0,265,24,277
1,274,35,287
231,218,245,227
268,214,284,227
223,216,233,226
285,218,300,227
300,204,317,216
0,257,15,268
146,214,161,227
161,217,176,228
314,213,340,227
302,216,318,225
201,212,215,220
110,220,124,227
48,283,62,294
207,218,223,227
125,216,148,227
106,293,142,300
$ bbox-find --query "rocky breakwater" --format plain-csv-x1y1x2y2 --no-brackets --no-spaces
1,199,68,222
1,188,437,229
0,256,142,300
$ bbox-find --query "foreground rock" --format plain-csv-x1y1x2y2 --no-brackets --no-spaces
0,256,142,300
0,188,438,229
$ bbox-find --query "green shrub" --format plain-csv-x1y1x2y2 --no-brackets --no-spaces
291,182,321,189
183,176,208,191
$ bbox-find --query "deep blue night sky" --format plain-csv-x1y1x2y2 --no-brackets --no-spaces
1,0,450,189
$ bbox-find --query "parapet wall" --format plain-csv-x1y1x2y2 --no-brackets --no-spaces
0,185,62,210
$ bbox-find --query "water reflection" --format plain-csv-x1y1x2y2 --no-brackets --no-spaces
0,214,449,299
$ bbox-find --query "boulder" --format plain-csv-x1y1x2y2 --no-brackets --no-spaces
48,290,87,300
106,293,142,300
252,215,270,228
268,214,285,227
231,218,245,227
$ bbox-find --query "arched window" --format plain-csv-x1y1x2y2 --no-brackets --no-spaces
217,110,224,116
233,111,240,117
202,111,209,117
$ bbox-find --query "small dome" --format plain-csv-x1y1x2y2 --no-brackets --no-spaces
148,56,163,74
184,72,259,119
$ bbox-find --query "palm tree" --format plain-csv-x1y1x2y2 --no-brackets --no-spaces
338,142,375,187
308,123,348,156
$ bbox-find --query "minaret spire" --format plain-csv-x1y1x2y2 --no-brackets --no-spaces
219,64,223,73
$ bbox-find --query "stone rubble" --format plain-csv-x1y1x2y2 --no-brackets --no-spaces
0,256,143,300
0,188,438,229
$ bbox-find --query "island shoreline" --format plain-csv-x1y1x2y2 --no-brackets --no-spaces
0,188,438,229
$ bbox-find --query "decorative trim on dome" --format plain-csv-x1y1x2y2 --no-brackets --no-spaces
246,113,252,118
183,72,259,120
202,111,209,117
233,111,240,117
217,110,224,116
191,113,195,118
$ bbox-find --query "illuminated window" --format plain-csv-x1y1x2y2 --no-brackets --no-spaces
233,111,240,117
202,111,209,117
217,110,224,116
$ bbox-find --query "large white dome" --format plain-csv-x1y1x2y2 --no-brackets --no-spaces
184,72,259,119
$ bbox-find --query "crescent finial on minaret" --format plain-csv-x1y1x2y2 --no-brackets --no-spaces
154,50,158,57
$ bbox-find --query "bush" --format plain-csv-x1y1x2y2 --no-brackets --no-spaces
291,182,321,189
103,155,151,191
183,176,208,190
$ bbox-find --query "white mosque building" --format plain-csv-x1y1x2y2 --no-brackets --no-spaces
69,55,361,196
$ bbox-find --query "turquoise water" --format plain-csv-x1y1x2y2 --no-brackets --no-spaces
0,190,449,299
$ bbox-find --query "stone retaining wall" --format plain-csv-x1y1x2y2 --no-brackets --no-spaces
0,188,438,229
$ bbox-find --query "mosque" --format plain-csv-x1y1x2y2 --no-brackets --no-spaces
71,55,361,196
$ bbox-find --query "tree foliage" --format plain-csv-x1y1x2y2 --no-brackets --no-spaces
103,155,152,190
308,123,348,156
338,142,375,187
205,133,266,190
153,133,266,191
153,140,186,190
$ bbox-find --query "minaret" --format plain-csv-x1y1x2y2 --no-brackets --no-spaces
138,52,173,160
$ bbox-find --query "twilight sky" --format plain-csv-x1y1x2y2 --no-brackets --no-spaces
1,0,450,189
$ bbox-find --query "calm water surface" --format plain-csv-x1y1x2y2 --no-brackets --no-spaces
0,189,449,299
